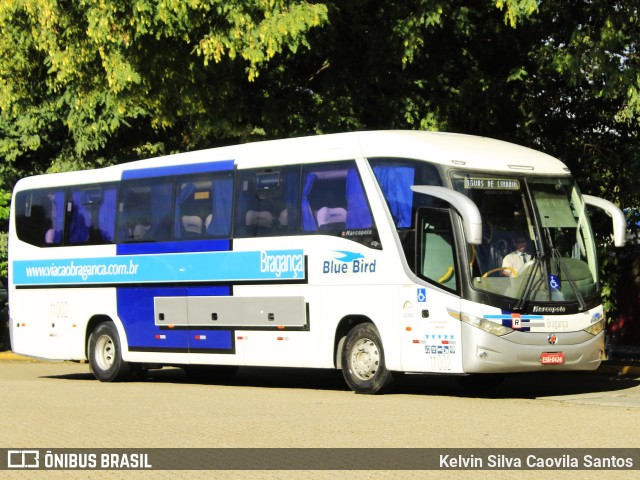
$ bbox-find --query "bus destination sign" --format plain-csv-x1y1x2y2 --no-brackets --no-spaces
464,178,520,190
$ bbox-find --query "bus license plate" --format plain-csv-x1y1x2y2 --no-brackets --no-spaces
540,352,564,365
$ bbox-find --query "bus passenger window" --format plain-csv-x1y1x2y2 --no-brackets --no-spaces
235,167,300,237
67,185,117,245
15,189,65,247
118,179,173,242
301,162,379,247
174,173,232,239
176,181,207,238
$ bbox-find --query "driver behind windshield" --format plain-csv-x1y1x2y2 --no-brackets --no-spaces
502,235,532,277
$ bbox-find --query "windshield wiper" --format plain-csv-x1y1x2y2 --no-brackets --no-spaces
512,256,544,312
551,246,587,311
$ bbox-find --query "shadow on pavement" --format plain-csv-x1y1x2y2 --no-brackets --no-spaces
397,371,640,399
41,364,640,399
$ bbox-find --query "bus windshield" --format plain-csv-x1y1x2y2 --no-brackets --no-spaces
453,174,599,307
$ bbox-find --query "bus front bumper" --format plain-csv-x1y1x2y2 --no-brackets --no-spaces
461,322,605,374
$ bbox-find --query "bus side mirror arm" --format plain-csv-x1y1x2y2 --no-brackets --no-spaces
582,194,627,247
411,186,483,245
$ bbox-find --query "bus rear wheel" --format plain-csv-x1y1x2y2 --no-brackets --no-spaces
341,323,394,394
88,322,132,382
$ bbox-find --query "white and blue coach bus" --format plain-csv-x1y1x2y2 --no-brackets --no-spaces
8,131,626,393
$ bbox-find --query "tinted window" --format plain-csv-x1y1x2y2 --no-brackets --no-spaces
175,173,233,239
67,185,117,245
369,158,443,229
15,189,66,247
300,161,379,248
301,162,368,231
235,166,300,237
117,178,173,242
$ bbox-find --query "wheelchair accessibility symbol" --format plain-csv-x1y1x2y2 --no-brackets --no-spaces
548,274,560,291
417,288,427,303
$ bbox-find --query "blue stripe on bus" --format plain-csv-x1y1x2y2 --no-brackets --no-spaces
121,159,234,180
117,285,234,352
116,239,231,255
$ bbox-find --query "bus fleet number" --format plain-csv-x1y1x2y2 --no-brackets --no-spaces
49,301,69,320
427,354,452,371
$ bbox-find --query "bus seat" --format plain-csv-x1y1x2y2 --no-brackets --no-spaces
181,215,203,236
132,224,150,240
245,210,274,229
316,207,347,231
278,209,288,227
44,228,55,244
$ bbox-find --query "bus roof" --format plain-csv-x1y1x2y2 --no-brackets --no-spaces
14,130,571,190
355,131,570,175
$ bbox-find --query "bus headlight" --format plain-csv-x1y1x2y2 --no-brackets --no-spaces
460,313,513,336
584,318,605,336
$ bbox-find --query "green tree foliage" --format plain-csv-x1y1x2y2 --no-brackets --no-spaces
0,0,328,187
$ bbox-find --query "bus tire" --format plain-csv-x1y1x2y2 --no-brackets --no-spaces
88,322,132,382
341,323,394,394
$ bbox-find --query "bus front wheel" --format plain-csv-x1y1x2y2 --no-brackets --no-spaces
341,323,394,394
88,322,132,382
